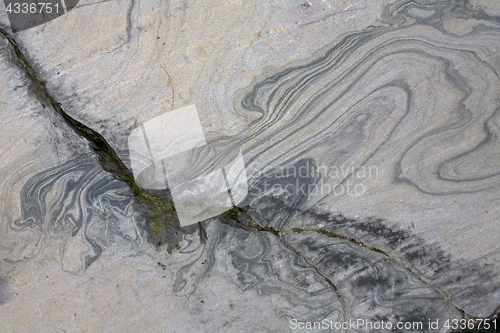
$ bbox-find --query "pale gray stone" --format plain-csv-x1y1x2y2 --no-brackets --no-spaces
1,0,499,332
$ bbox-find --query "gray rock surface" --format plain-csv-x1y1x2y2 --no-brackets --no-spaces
1,0,500,332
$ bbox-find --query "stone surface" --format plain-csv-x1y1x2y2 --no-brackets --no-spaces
1,0,500,332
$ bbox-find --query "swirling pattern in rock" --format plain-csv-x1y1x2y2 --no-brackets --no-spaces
1,0,499,332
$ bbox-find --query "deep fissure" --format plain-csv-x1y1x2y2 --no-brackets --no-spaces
0,27,482,324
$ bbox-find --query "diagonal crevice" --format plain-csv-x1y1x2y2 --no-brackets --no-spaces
219,206,475,322
0,27,181,251
276,233,348,322
0,26,486,324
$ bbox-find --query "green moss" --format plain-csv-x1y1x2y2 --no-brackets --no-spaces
0,27,393,258
314,228,388,256
0,27,180,250
227,206,239,220
315,228,345,239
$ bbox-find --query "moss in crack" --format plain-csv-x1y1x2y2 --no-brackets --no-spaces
227,206,240,221
2,24,279,251
0,30,490,325
0,28,181,252
0,27,290,251
219,206,281,236
314,228,388,255
314,227,365,246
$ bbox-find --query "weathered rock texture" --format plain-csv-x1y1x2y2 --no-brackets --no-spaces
1,0,499,332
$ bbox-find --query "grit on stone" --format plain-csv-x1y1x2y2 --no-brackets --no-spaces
0,1,499,332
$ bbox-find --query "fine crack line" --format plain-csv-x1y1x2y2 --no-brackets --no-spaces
220,205,473,322
232,203,480,320
276,234,348,324
125,0,135,45
0,26,481,323
307,227,468,320
49,121,62,172
218,206,348,325
160,65,175,110
221,206,347,319
103,0,135,54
